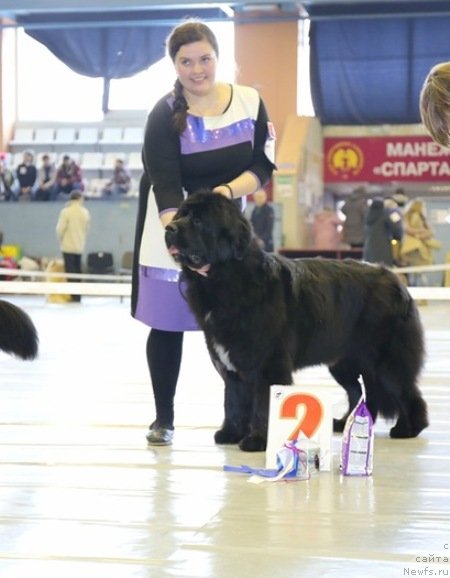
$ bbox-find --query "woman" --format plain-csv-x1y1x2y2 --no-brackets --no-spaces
131,21,276,445
400,198,441,285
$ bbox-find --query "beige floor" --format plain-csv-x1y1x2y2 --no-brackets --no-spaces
0,296,449,578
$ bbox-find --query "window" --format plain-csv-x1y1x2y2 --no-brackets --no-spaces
17,29,104,122
297,19,314,117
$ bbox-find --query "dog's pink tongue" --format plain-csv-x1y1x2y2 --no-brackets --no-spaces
168,246,179,256
196,264,211,277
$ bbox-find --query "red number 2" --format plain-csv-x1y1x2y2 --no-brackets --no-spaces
280,394,324,440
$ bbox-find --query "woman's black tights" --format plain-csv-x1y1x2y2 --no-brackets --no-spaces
146,328,184,428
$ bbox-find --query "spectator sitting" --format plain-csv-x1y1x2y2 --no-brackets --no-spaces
13,149,37,201
102,158,131,199
0,157,15,201
35,154,57,201
53,154,84,200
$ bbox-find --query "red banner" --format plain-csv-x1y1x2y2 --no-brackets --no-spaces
324,136,450,183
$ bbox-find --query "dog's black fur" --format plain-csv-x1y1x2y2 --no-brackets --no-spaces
0,299,38,360
165,191,428,452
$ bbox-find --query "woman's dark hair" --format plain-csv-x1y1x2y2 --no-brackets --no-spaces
167,21,219,134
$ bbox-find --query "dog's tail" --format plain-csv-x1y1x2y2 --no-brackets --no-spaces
0,300,39,360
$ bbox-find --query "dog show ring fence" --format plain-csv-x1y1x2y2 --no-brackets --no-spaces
0,264,449,301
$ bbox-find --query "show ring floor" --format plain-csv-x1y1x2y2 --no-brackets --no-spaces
0,296,449,578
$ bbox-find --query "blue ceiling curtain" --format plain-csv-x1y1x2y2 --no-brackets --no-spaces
25,26,171,113
309,16,450,125
19,9,228,113
25,26,171,79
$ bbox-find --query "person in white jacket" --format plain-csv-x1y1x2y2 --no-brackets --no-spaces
56,191,90,302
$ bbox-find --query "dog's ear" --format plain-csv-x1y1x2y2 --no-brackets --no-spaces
233,218,252,259
210,193,252,262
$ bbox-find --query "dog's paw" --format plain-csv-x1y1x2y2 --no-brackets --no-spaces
389,423,413,438
333,417,347,433
214,427,243,445
390,414,429,439
391,399,429,438
238,433,267,452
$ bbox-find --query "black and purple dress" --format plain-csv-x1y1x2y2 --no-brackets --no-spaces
132,84,275,331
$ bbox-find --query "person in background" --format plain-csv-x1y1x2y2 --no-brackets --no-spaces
56,191,91,302
131,20,276,446
0,157,15,202
312,206,343,249
249,188,275,252
102,158,131,198
399,198,441,285
341,186,368,248
392,187,408,210
13,149,37,201
35,154,57,201
363,197,403,266
53,154,84,200
384,195,406,266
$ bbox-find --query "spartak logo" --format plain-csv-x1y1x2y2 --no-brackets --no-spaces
326,141,364,179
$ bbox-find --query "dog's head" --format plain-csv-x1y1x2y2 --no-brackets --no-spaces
165,190,252,275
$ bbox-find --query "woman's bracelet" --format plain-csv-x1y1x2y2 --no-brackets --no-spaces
219,183,234,199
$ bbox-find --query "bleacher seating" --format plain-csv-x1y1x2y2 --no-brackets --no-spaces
80,152,104,172
76,127,99,147
123,127,144,146
54,127,76,147
12,151,25,167
99,127,123,150
127,151,142,171
33,128,55,149
9,128,34,151
6,121,143,197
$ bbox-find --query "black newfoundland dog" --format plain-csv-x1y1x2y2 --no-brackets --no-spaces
165,191,428,452
0,299,38,360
